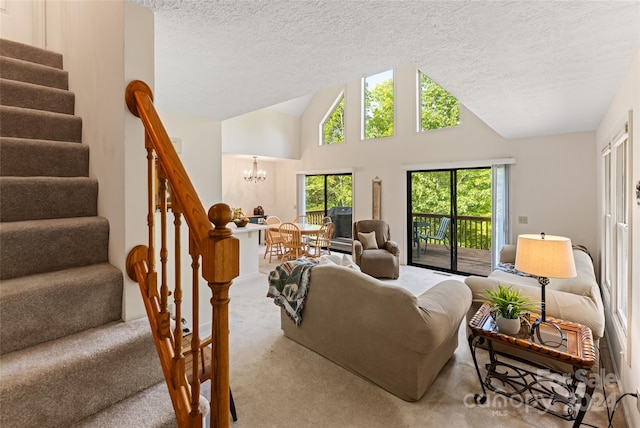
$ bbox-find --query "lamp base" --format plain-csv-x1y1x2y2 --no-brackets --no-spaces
530,318,565,348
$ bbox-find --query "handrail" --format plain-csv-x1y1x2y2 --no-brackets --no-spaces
125,80,239,428
125,81,212,244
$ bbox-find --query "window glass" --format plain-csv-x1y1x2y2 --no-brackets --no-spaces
419,72,459,131
321,95,344,145
363,70,394,139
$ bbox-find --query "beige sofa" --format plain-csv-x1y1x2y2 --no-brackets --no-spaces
280,263,471,401
465,244,605,342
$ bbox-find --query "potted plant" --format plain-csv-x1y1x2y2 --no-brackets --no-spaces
478,284,537,335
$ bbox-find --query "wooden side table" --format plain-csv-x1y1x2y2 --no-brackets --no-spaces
468,304,597,427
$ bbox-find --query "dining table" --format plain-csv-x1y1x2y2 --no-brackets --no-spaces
270,223,322,261
269,223,322,235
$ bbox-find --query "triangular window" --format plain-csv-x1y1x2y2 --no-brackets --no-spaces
419,72,459,131
321,95,345,145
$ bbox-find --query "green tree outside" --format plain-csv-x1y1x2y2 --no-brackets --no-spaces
322,96,344,145
323,71,458,143
420,73,459,130
305,175,325,211
411,169,492,248
305,174,352,212
411,169,491,217
364,77,394,139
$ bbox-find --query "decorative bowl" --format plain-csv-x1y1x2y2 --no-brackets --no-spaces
233,218,249,227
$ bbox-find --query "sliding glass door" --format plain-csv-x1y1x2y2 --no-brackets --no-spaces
304,173,352,252
407,168,493,276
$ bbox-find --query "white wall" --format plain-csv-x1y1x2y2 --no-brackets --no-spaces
596,49,640,428
159,109,223,208
156,109,222,331
221,105,302,223
222,108,300,159
509,131,597,252
44,0,154,321
0,0,44,46
221,155,298,222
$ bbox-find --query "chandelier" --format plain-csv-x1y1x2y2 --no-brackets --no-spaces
243,156,266,183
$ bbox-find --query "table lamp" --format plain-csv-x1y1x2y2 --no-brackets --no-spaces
515,233,576,344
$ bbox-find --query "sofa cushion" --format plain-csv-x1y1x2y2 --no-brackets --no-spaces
358,231,378,249
490,249,597,297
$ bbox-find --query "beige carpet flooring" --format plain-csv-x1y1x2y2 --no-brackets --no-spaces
221,249,626,428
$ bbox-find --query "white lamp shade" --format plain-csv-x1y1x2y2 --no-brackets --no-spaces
515,234,577,278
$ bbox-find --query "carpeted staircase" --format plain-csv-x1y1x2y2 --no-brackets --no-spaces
0,39,176,427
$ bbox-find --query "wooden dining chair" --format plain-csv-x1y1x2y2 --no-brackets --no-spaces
279,222,306,263
265,215,281,224
264,216,284,262
307,222,335,258
293,215,307,224
264,229,284,263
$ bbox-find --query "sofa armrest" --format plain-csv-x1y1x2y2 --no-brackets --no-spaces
414,280,471,350
500,244,517,264
352,240,363,265
385,240,400,256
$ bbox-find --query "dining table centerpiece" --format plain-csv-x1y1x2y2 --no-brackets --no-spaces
233,217,249,227
231,208,249,227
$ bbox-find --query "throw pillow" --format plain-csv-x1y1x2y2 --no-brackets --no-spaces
358,231,378,250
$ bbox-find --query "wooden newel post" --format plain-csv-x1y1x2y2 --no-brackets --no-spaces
202,203,239,428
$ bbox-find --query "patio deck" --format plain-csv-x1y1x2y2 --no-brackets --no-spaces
410,243,492,276
330,238,491,277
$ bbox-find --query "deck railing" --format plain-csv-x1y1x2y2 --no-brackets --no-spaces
305,210,324,225
307,210,490,250
125,80,239,428
411,212,492,250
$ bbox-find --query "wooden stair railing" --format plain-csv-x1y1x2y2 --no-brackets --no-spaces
124,80,239,428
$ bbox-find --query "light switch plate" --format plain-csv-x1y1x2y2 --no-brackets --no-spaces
171,138,182,154
518,216,528,224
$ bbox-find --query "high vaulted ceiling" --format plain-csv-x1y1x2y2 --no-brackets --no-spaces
133,0,640,139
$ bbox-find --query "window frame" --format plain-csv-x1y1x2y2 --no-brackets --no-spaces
417,70,460,132
600,121,630,343
361,69,395,140
319,91,345,146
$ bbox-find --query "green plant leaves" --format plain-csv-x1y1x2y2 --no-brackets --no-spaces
477,284,537,319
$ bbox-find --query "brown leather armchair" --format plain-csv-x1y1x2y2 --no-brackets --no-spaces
352,220,400,279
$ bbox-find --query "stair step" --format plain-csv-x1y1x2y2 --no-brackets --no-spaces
0,56,68,90
0,217,110,280
0,38,63,69
71,382,177,428
0,137,89,177
0,176,98,222
1,78,75,114
0,263,123,354
0,318,165,428
0,105,82,142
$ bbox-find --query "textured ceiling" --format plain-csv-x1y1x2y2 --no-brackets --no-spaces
133,0,640,139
